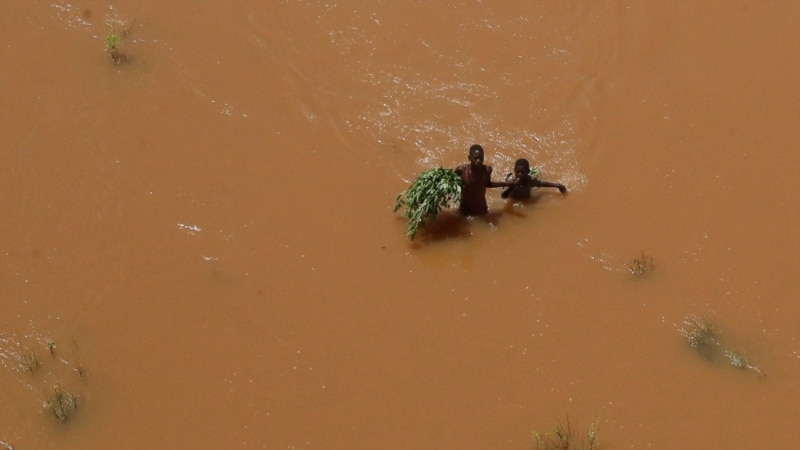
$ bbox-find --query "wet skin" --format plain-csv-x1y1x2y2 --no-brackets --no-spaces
454,146,514,215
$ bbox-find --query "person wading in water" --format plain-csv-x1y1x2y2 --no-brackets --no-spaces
501,158,567,200
454,144,516,216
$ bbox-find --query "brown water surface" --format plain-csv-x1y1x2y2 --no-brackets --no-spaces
3,1,800,448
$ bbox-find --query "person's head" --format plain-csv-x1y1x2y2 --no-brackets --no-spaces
468,144,485,167
514,158,530,177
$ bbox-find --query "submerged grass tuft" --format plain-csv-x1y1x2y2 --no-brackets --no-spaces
724,349,763,374
679,315,764,376
532,416,599,450
44,384,78,423
679,315,717,356
13,336,41,373
626,251,654,276
104,19,135,64
4,332,88,423
21,351,41,373
394,167,462,240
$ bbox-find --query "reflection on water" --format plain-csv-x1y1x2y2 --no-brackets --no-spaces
3,1,800,448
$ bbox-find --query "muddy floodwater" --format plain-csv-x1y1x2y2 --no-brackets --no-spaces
4,1,800,448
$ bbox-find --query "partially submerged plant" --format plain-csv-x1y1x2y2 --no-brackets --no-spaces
627,251,654,276
532,426,568,450
104,31,123,63
104,18,135,64
681,316,715,348
679,315,718,359
679,316,765,376
532,416,598,450
724,349,763,374
586,420,599,449
393,167,462,240
46,339,56,355
24,351,41,373
44,384,78,423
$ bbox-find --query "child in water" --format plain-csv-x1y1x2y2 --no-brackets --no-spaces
501,158,567,199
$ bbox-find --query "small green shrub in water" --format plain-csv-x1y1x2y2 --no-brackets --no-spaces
104,31,127,64
104,19,136,64
104,32,120,53
393,167,462,240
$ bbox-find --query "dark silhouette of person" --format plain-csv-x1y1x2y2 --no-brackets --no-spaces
454,144,515,215
501,158,567,199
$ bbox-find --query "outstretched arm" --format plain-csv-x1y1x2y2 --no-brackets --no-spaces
487,167,515,188
532,178,567,193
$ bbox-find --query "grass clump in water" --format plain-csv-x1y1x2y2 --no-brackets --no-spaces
44,384,78,423
13,337,41,373
46,339,56,355
104,19,135,64
532,416,599,450
679,315,718,358
626,251,654,276
21,351,41,373
724,349,763,374
678,315,765,376
104,31,121,58
393,167,462,240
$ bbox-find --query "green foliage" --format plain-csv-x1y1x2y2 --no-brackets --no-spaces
394,167,462,240
104,18,135,64
104,32,121,53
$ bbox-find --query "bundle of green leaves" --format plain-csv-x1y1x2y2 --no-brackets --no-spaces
393,167,462,240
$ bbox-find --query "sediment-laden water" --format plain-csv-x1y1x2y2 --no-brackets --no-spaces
3,1,800,448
